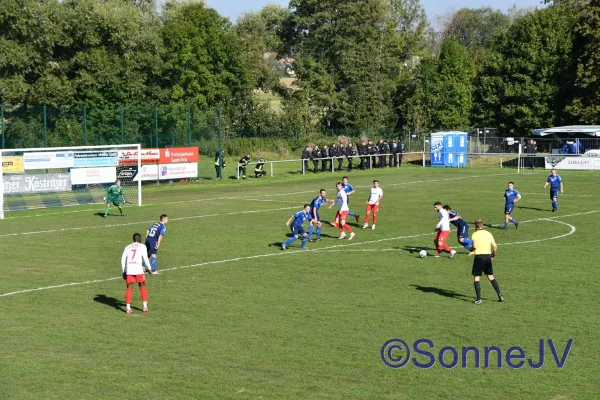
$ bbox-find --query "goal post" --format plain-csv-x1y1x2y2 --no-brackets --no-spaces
0,144,142,219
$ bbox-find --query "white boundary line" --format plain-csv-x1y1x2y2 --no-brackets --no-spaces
0,211,592,298
0,206,300,238
3,172,517,220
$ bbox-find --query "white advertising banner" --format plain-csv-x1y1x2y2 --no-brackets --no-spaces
3,174,72,194
23,152,74,170
544,155,600,170
71,167,117,184
136,164,159,181
158,163,198,180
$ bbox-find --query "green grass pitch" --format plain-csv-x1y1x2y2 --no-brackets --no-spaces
0,167,598,399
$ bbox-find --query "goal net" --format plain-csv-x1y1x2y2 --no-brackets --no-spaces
0,144,142,219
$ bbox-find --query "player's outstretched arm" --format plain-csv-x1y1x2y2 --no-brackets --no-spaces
285,215,293,226
156,234,163,249
560,182,564,193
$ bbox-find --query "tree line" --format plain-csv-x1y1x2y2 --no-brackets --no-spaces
1,0,598,144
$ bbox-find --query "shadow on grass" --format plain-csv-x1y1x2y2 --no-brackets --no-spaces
410,285,472,302
94,294,141,313
516,206,549,212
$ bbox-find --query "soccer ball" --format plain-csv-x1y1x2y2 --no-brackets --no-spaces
419,250,428,258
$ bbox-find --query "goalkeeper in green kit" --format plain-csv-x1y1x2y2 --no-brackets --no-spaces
103,179,126,218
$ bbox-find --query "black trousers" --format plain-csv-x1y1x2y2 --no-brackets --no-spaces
347,157,353,171
313,160,319,172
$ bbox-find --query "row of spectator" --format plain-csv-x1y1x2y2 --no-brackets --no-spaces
301,139,406,172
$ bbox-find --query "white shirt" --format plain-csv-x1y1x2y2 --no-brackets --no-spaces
437,209,450,231
368,187,383,204
121,242,150,275
336,190,349,212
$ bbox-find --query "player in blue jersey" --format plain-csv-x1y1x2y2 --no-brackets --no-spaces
341,176,360,223
503,182,521,229
283,204,312,250
543,168,564,212
308,189,333,241
144,214,168,274
443,205,473,251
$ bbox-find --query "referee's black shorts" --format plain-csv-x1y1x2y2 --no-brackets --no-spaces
472,255,493,276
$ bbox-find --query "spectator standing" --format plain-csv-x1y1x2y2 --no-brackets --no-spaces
368,140,378,169
525,140,537,170
321,145,329,172
311,146,320,173
346,143,356,171
214,150,225,180
390,139,398,167
358,140,367,170
238,153,251,178
301,146,310,173
398,137,405,166
379,139,389,168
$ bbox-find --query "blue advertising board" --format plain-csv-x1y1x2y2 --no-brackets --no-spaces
430,131,468,167
73,151,119,168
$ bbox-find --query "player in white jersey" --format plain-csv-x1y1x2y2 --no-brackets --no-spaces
433,202,456,258
329,182,355,240
121,232,152,314
363,180,383,230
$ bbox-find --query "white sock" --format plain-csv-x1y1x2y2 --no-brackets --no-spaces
143,301,148,308
126,304,131,310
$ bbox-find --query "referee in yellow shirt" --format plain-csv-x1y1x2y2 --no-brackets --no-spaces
471,219,504,304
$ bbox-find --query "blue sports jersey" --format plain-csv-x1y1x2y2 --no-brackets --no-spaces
448,210,467,228
342,183,354,194
146,222,166,243
310,196,327,210
547,175,562,190
292,211,311,228
504,189,520,205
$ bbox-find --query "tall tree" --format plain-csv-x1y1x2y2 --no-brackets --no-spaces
161,1,252,107
235,5,289,91
472,5,577,134
567,0,600,124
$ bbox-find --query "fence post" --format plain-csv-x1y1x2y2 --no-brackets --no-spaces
83,105,87,146
422,152,425,167
217,105,222,180
270,161,273,178
187,105,191,146
120,106,124,144
154,105,158,148
43,105,48,147
1,105,4,149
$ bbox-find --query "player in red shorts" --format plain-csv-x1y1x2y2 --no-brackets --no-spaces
433,202,456,258
363,180,383,230
121,232,152,313
329,182,355,240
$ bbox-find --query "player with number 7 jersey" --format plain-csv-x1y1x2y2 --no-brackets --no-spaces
145,214,168,274
121,233,152,313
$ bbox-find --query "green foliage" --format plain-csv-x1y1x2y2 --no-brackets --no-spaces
566,0,600,124
401,39,473,132
161,1,252,107
473,5,577,134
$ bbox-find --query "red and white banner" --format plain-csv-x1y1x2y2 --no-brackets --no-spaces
160,147,199,164
118,149,160,165
158,163,198,180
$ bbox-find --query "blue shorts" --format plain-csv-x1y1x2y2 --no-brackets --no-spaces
145,241,158,256
505,204,514,215
457,223,469,239
550,190,559,199
291,226,306,237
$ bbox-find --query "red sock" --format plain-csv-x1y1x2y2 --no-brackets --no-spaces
442,243,453,252
140,286,148,302
364,215,369,223
125,287,132,304
344,224,353,233
373,214,377,224
336,222,343,232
